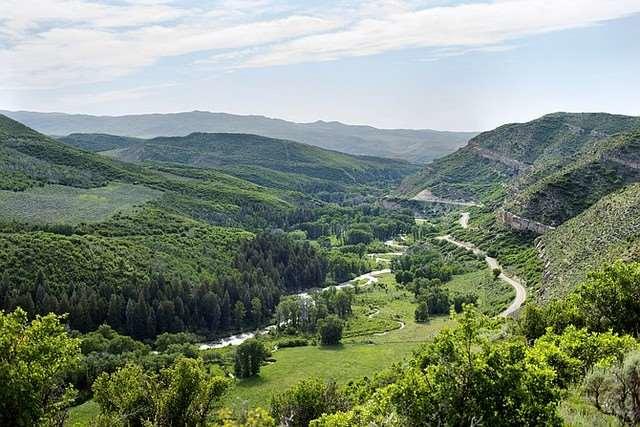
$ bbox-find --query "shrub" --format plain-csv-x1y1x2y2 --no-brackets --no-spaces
235,339,270,378
271,378,349,427
317,315,344,346
415,302,430,323
277,338,309,349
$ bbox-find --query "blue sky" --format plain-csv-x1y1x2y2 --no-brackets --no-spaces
1,0,639,131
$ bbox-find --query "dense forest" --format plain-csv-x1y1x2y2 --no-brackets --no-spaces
0,232,327,339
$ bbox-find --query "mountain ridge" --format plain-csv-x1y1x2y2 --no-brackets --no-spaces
59,131,419,190
0,109,477,163
397,112,640,298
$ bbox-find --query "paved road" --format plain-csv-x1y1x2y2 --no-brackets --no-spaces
459,212,470,229
436,228,526,318
412,189,483,207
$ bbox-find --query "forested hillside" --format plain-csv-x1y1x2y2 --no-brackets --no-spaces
539,181,640,299
60,132,419,190
0,113,418,341
0,114,335,338
3,109,477,162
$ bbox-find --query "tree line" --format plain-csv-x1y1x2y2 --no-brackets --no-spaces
0,232,328,340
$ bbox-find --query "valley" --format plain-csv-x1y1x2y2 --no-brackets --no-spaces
3,110,640,427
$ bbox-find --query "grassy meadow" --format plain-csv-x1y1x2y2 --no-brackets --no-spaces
225,273,453,409
0,183,161,224
444,269,515,316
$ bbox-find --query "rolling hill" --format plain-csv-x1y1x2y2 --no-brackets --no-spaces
0,112,295,285
0,112,361,347
539,182,640,299
400,112,640,204
0,113,418,341
60,132,419,189
1,110,476,163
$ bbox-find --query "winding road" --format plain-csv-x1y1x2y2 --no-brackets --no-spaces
201,212,526,349
459,212,470,229
436,212,527,317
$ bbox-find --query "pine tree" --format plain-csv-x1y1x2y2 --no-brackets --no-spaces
0,271,11,308
251,297,263,326
233,301,246,328
125,298,136,337
107,294,124,331
146,308,157,338
221,291,231,329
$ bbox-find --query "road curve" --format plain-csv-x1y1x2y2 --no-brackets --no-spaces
459,212,470,229
436,231,526,318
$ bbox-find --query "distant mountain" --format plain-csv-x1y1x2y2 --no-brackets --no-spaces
60,132,418,189
1,110,476,163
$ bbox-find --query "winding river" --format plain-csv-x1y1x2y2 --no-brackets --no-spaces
200,212,527,349
199,268,395,350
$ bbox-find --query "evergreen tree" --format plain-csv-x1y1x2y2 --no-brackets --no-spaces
251,297,263,326
201,292,221,331
107,294,124,331
0,271,10,307
221,291,231,329
233,301,246,328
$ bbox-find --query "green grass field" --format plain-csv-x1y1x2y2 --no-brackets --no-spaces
66,274,453,423
444,269,515,316
226,274,452,409
66,400,99,427
0,183,162,224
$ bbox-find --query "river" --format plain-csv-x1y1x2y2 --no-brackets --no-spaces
199,267,396,350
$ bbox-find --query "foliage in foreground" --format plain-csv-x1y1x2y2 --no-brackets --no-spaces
520,261,640,340
271,378,349,427
93,358,230,426
0,308,81,427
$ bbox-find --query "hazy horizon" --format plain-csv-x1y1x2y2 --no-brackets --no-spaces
2,0,640,131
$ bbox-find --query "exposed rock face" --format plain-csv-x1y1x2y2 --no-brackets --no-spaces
496,209,555,234
603,154,640,170
410,189,482,207
469,144,532,173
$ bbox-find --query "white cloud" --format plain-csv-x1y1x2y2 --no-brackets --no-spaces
1,0,639,89
238,0,640,68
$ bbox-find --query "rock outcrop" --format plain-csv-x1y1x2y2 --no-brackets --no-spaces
497,209,555,234
469,145,532,173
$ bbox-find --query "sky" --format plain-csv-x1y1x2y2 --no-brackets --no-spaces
1,0,639,131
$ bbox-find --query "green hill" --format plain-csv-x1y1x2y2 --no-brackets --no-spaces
504,131,640,226
400,113,640,205
539,182,640,299
61,132,419,190
3,109,476,162
0,112,291,279
0,114,290,225
0,114,343,340
399,112,640,299
59,133,143,152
